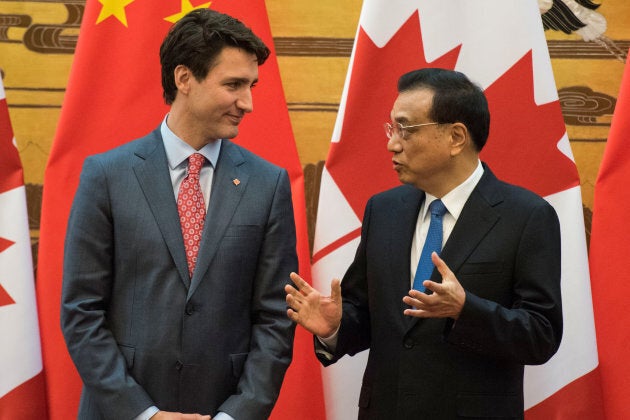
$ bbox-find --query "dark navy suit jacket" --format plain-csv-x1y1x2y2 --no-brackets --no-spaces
318,165,562,420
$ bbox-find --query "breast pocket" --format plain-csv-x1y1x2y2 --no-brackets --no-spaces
457,261,511,303
458,261,504,276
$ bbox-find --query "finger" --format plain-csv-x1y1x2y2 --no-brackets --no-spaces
403,293,429,308
402,295,419,308
407,289,426,300
285,293,302,309
284,283,298,295
286,308,299,323
290,272,312,293
420,280,440,294
403,308,429,318
330,278,342,302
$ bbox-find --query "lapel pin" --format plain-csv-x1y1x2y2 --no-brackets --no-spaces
233,178,241,186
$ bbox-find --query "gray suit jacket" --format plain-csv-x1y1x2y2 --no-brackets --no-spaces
318,165,563,419
61,128,297,420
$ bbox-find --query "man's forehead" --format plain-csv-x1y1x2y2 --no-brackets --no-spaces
208,50,259,79
392,90,432,119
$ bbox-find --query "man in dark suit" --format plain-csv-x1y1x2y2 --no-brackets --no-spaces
61,9,296,420
286,68,563,419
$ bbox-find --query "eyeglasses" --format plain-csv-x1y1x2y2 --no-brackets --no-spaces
384,121,440,140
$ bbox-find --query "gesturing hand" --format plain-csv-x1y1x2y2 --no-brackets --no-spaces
285,272,342,338
402,252,466,319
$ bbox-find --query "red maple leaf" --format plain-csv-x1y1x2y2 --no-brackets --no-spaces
0,237,16,307
326,11,461,219
480,51,579,197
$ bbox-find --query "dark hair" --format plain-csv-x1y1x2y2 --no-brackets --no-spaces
160,9,270,104
397,68,490,151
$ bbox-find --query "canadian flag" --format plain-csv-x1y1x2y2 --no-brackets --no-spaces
311,0,604,418
0,78,47,418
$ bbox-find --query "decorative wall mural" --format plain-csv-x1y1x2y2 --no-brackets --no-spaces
0,0,628,256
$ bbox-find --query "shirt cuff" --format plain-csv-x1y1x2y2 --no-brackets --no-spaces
135,406,159,420
317,324,340,352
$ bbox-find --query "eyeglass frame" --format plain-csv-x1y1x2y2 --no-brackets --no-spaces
384,121,441,140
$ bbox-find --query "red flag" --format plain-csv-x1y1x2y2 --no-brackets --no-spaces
590,50,630,419
0,77,47,419
35,1,324,419
312,1,603,418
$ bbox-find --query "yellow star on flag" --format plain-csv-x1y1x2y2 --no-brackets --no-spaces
164,0,212,23
96,0,136,27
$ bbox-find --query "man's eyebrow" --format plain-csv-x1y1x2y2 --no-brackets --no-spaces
224,77,258,85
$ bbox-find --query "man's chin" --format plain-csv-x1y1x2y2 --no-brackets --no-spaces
219,127,240,140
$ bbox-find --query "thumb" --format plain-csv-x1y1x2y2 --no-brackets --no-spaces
431,252,453,279
330,278,342,302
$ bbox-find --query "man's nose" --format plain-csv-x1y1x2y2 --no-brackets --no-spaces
237,88,253,113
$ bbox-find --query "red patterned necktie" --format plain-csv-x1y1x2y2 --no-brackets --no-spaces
177,153,206,277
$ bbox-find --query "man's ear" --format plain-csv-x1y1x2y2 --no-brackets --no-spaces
449,122,469,156
174,65,191,95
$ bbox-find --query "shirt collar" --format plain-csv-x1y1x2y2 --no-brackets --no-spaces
160,115,221,169
421,160,484,220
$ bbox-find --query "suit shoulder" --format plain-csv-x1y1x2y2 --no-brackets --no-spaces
494,178,553,209
370,184,420,203
87,130,160,163
221,140,287,176
478,166,554,210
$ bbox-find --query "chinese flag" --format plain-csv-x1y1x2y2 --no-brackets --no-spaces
35,1,324,419
311,0,603,418
590,50,630,419
0,77,47,418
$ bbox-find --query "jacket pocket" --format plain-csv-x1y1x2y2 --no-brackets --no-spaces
118,344,135,369
457,392,521,418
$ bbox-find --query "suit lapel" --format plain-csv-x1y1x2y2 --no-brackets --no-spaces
439,168,502,275
389,186,424,329
188,140,248,298
132,129,191,288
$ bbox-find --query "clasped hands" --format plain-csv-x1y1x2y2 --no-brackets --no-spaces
285,252,466,335
152,411,211,419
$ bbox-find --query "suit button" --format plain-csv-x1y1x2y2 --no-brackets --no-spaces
185,303,195,315
403,339,414,349
175,361,183,370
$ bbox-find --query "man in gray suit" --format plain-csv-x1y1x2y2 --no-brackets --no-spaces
61,9,296,420
286,68,563,419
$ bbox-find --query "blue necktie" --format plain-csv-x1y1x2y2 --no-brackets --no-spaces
413,199,447,291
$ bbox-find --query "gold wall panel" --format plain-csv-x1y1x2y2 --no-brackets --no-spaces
1,0,629,251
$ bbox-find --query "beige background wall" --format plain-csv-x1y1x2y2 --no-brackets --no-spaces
1,0,628,253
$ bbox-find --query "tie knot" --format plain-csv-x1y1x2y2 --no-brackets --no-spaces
429,199,446,217
187,153,205,175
